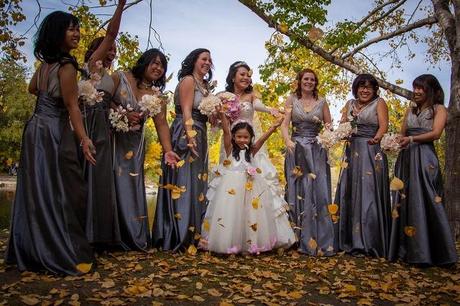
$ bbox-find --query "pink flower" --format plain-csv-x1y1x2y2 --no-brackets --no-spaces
246,166,257,177
227,246,240,254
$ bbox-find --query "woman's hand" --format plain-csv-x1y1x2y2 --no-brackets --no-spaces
286,139,296,154
368,135,382,145
81,137,96,165
187,136,199,157
272,115,284,128
127,111,141,125
164,150,180,168
269,108,280,117
399,136,411,148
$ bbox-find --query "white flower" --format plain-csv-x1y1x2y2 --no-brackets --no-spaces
380,133,401,154
217,91,237,102
138,94,163,117
198,94,221,116
316,124,336,149
109,106,129,132
334,122,354,140
78,79,104,106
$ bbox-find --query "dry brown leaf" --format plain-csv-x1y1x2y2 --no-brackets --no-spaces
434,195,442,204
223,159,232,167
245,181,253,191
291,166,303,177
196,282,203,290
308,238,318,250
75,263,92,274
203,219,210,232
250,223,258,232
308,173,317,180
227,189,236,195
208,288,223,297
187,245,197,256
390,177,404,191
404,226,416,237
252,197,259,209
124,151,134,160
21,296,40,305
327,203,339,215
176,160,185,168
187,130,197,138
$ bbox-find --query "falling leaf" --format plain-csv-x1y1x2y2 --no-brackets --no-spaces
172,189,181,200
187,129,197,138
292,166,303,177
197,173,201,180
390,177,405,191
308,173,317,180
328,203,339,215
176,160,185,168
245,181,253,191
297,195,303,200
187,245,197,256
169,111,176,118
404,226,416,237
327,245,334,252
188,156,195,163
174,213,182,220
198,193,205,202
252,197,260,209
434,195,442,204
155,168,163,176
76,263,92,274
214,170,221,176
185,118,194,126
341,161,349,169
124,151,134,160
203,219,210,232
188,226,195,232
223,159,232,167
227,189,236,195
129,172,139,176
308,238,318,250
256,168,262,173
375,153,383,161
392,209,399,219
332,215,339,223
250,223,258,231
202,173,208,181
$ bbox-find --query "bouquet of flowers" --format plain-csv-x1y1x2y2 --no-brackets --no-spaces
380,133,402,154
109,105,129,132
138,92,163,117
217,91,241,122
78,61,104,105
198,94,222,116
334,122,354,140
316,123,336,149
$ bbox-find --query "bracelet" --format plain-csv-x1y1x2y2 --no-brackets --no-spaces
80,137,89,147
409,136,414,143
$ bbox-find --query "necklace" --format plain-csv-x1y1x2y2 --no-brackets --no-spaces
192,74,209,96
300,96,317,113
139,80,154,90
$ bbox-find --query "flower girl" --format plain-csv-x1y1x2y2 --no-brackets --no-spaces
200,106,296,254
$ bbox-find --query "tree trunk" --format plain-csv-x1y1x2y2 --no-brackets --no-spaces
445,60,460,241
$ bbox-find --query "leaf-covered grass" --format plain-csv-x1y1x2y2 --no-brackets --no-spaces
0,229,458,305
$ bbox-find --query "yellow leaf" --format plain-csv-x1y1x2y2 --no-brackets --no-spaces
227,189,236,195
390,177,405,191
185,118,194,126
198,193,205,202
176,160,185,168
250,223,258,231
188,156,195,163
203,219,210,232
174,213,182,220
219,302,234,306
172,190,181,200
202,173,208,181
245,181,253,191
308,238,317,250
76,263,92,274
434,195,442,204
331,215,338,223
169,111,176,118
252,197,260,209
279,23,289,33
197,173,201,180
187,245,197,256
155,168,163,176
291,166,303,177
343,284,357,292
124,151,134,160
308,173,317,180
404,226,416,237
223,159,232,167
392,209,399,219
187,129,197,138
288,291,303,299
207,288,222,297
341,161,348,169
327,203,339,215
256,168,262,174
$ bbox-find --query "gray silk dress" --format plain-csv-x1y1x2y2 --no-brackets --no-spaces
284,97,336,255
152,79,208,252
112,72,149,251
334,98,391,257
388,107,457,265
81,68,121,246
5,62,94,275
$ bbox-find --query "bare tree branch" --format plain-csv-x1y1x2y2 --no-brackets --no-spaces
238,0,413,99
97,0,143,32
355,0,400,29
342,16,437,59
362,0,407,30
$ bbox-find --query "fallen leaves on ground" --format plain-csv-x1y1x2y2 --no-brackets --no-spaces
0,231,459,305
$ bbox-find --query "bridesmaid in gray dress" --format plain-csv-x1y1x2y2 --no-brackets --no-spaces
112,49,178,251
281,68,336,255
335,74,391,257
389,74,457,265
153,48,212,251
5,12,95,275
80,0,125,247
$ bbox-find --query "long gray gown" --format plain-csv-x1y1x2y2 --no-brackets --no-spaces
112,72,149,251
81,68,121,246
284,97,336,255
152,79,208,252
5,62,94,275
335,97,391,257
388,107,457,265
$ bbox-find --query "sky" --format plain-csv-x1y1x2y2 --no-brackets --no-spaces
13,0,451,114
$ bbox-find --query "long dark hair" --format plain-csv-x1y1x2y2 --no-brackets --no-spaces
225,61,253,93
351,73,379,100
177,48,213,82
411,74,444,116
131,48,168,91
34,11,80,69
295,68,319,99
231,122,255,163
84,36,104,63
